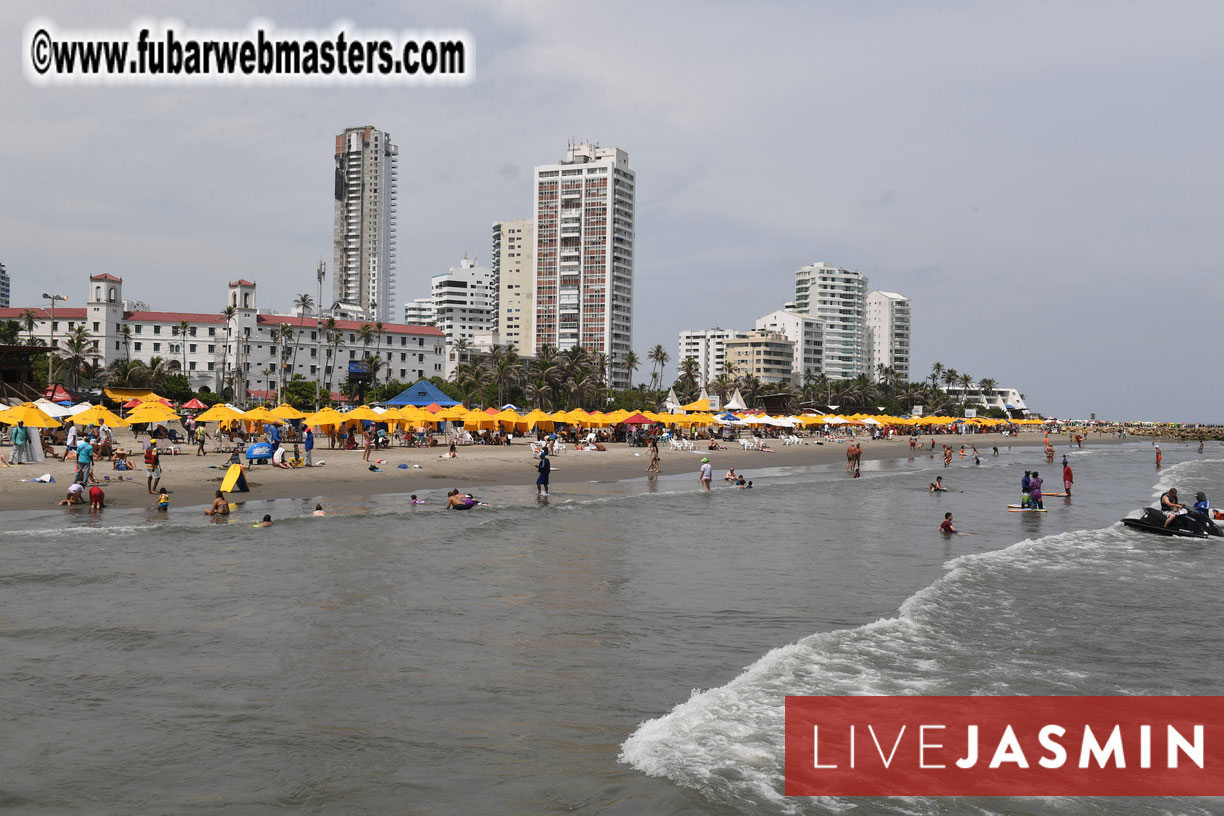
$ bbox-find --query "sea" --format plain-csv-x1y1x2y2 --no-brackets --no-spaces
2,440,1222,815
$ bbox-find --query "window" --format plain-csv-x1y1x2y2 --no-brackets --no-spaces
189,362,196,371
153,325,161,335
208,344,215,353
310,365,316,375
92,322,99,332
153,343,161,352
208,362,215,371
134,342,142,351
208,327,215,336
189,344,196,353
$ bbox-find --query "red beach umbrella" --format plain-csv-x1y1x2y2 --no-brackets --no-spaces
620,412,655,425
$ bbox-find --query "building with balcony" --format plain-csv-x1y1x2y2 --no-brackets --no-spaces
493,218,534,354
333,126,398,322
754,309,824,382
724,330,796,386
793,261,868,380
533,142,635,389
677,328,749,386
866,290,911,382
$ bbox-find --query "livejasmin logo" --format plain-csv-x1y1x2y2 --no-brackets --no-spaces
784,696,1224,796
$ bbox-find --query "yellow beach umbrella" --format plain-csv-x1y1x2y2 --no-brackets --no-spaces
194,403,244,423
271,403,307,420
521,409,554,430
303,407,346,427
342,405,383,422
242,406,284,424
433,405,469,422
0,402,61,428
68,405,130,427
124,403,179,423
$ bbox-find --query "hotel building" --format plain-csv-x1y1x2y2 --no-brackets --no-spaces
676,328,749,385
793,261,868,380
492,218,535,354
866,290,911,382
724,330,796,386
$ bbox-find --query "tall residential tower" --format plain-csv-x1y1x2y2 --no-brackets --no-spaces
533,143,635,389
866,290,911,382
793,261,868,380
492,218,535,354
333,126,398,322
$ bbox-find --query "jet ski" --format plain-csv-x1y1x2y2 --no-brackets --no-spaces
1121,507,1223,539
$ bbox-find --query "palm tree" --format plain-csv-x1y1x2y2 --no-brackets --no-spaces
622,350,640,389
490,353,524,409
293,292,314,316
739,374,764,408
59,326,100,390
19,309,38,344
709,372,735,406
677,356,701,400
120,325,132,361
929,361,945,392
648,345,671,394
324,318,344,398
958,373,975,410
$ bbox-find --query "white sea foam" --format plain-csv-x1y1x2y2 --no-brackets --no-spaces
620,524,1133,814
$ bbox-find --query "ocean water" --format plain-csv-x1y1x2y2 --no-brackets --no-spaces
1,441,1221,815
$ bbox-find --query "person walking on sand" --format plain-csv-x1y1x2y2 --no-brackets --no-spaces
195,424,210,456
536,449,551,496
698,457,713,492
1063,461,1074,497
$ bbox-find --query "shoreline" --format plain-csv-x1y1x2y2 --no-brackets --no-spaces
0,430,1141,515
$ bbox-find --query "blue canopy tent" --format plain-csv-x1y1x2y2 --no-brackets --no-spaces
380,380,461,408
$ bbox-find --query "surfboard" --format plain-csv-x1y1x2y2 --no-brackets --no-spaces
220,464,250,493
1008,507,1047,512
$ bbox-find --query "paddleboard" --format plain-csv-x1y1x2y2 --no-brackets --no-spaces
1008,507,1047,512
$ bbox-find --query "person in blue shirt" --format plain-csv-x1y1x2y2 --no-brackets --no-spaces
75,439,95,485
267,422,282,452
304,427,314,467
1020,470,1032,508
1193,492,1211,518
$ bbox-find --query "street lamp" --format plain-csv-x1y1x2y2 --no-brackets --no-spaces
41,293,67,388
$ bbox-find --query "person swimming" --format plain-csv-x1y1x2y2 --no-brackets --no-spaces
312,504,325,516
447,489,477,511
254,514,273,527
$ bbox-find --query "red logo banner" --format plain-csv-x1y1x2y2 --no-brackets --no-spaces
785,696,1224,796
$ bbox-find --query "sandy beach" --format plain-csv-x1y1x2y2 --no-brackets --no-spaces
0,429,1124,513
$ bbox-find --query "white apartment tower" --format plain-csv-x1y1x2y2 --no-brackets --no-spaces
431,255,495,344
793,261,868,380
492,218,535,354
755,310,824,382
534,142,635,389
866,290,911,382
0,261,10,308
333,126,398,322
677,328,749,386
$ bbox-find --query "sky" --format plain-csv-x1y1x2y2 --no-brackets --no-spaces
2,1,1221,420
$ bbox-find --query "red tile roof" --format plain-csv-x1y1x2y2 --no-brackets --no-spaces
256,314,444,336
126,311,227,324
229,279,256,287
0,307,88,320
89,273,122,282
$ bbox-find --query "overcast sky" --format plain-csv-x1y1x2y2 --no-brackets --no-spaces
3,1,1221,420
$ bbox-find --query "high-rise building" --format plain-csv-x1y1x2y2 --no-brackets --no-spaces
431,255,495,345
755,310,824,381
333,126,398,322
793,261,868,380
492,218,535,355
0,261,9,308
866,290,911,382
677,328,749,386
724,330,795,386
534,142,635,389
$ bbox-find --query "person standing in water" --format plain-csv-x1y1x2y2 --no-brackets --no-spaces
536,450,551,496
1029,471,1045,509
698,457,712,492
1063,461,1074,497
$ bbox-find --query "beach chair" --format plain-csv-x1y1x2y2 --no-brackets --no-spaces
552,441,567,455
669,438,687,452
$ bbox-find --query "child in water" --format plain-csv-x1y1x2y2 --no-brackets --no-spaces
312,504,325,516
254,514,273,527
153,487,170,511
